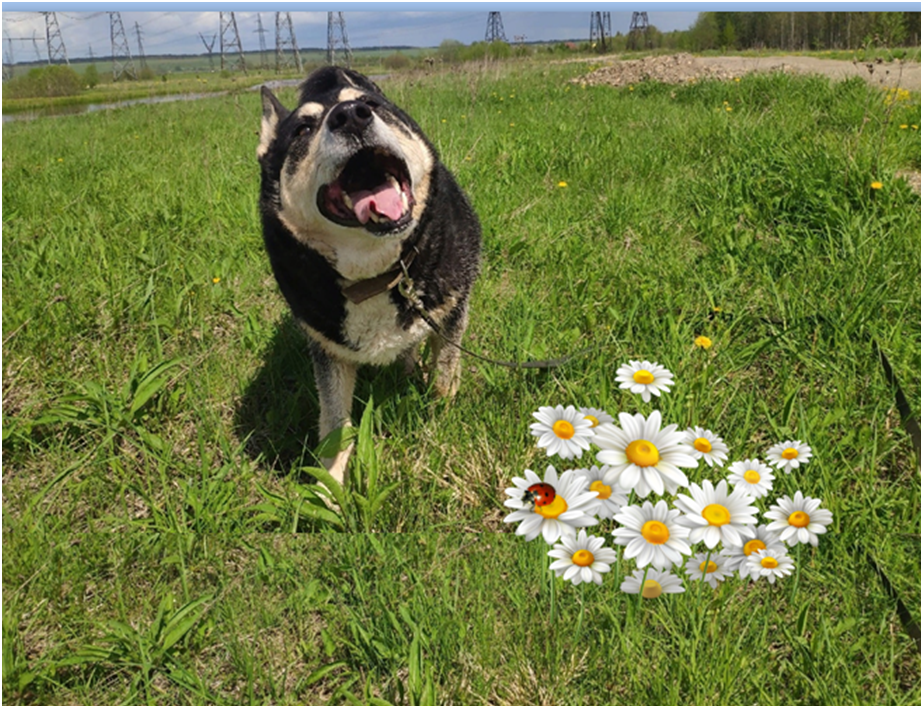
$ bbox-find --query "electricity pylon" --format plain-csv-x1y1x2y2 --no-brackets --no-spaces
109,11,136,80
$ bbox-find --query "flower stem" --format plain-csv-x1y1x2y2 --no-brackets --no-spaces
790,543,803,602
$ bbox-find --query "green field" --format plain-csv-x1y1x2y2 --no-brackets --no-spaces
2,59,920,704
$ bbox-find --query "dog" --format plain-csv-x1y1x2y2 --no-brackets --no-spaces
257,66,481,484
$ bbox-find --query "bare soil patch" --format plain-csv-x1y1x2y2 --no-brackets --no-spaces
572,52,921,91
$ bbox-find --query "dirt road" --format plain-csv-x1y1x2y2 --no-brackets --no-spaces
699,54,920,91
573,53,920,91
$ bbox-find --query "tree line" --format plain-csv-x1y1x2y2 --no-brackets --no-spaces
679,11,919,52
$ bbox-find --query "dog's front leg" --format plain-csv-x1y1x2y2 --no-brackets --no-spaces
308,340,357,486
429,300,469,399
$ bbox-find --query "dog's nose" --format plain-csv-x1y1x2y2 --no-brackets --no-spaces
327,101,373,135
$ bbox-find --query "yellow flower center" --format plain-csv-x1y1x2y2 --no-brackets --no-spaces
788,511,810,528
552,420,575,440
641,520,670,545
536,495,568,519
693,437,712,453
761,556,779,569
589,480,612,500
584,414,600,428
743,539,766,556
702,504,730,526
633,369,655,385
743,469,761,484
641,579,663,599
781,447,799,460
572,550,594,567
625,440,660,467
699,560,718,574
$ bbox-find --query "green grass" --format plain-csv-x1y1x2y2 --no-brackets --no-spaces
2,60,920,704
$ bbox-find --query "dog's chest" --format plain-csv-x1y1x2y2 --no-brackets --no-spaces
327,291,429,365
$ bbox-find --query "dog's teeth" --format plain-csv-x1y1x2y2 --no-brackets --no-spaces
343,193,354,210
401,191,409,211
368,212,380,223
387,174,400,191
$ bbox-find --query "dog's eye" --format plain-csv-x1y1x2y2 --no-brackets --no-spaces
294,123,312,138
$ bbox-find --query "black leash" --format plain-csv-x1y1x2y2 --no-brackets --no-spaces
397,253,598,370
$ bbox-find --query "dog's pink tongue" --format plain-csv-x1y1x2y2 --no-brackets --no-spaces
351,183,404,224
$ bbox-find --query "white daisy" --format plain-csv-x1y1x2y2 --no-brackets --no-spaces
674,479,758,549
682,426,729,467
726,459,775,499
574,465,628,520
720,524,783,574
744,547,795,584
530,405,595,460
594,410,698,498
765,440,813,474
620,567,685,598
548,529,618,585
763,491,833,547
612,500,692,570
503,466,599,544
685,551,731,588
579,406,614,429
615,360,674,402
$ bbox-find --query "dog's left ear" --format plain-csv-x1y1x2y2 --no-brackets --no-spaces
258,86,290,160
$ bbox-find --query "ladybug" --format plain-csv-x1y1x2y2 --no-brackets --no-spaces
522,483,556,509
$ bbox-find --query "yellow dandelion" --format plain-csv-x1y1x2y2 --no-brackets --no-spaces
212,276,221,284
734,77,741,82
629,85,634,91
461,114,467,119
441,119,446,123
558,181,568,188
694,336,713,349
725,105,733,112
57,158,64,162
900,124,909,129
913,125,919,130
871,181,883,190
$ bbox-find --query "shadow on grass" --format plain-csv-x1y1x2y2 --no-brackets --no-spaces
234,313,428,476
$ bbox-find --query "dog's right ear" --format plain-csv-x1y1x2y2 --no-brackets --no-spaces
258,86,290,160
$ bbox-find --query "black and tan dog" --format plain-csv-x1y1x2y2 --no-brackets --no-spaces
257,66,481,484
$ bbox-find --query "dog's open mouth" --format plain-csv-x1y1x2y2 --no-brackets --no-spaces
318,148,414,234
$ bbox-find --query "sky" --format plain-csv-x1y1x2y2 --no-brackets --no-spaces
1,9,703,62
5,1,912,63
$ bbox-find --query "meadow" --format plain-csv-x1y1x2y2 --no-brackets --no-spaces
2,59,920,704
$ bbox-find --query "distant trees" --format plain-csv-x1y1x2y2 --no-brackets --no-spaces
685,11,920,51
4,65,84,98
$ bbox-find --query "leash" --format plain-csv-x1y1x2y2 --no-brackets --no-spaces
396,251,597,370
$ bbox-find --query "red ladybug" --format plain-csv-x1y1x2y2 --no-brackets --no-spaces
522,483,556,509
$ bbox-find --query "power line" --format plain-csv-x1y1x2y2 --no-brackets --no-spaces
275,12,302,73
628,12,651,51
109,11,135,80
43,12,69,65
590,12,611,52
326,12,352,67
199,32,217,71
3,32,15,80
254,13,268,70
134,22,147,70
485,12,508,43
219,11,246,73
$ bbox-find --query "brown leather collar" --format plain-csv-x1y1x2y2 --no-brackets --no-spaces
341,246,418,304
